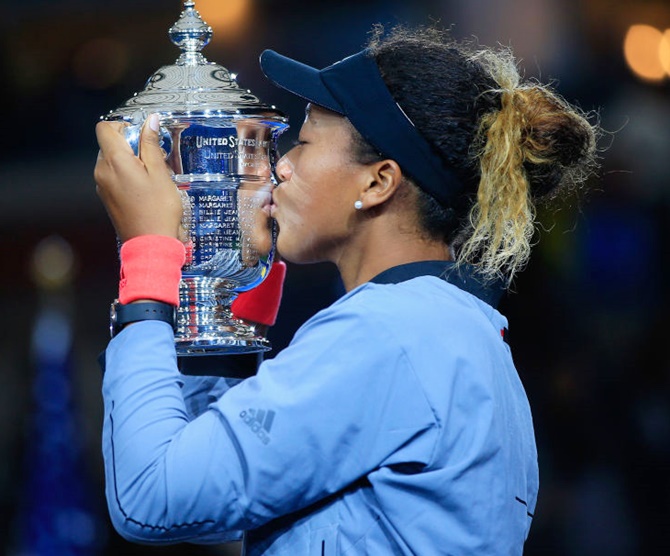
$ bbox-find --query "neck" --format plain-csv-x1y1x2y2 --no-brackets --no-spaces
335,220,452,292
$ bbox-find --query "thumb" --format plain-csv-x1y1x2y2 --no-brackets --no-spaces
138,113,166,170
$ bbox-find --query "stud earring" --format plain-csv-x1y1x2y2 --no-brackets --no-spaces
354,200,363,210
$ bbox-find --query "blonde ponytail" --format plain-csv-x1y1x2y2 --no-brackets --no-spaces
459,86,535,284
457,48,597,284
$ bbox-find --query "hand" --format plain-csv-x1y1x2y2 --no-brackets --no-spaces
94,114,184,242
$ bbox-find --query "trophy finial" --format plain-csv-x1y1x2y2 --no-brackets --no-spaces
169,0,213,65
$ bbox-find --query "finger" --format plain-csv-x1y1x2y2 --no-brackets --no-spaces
94,124,146,194
95,120,135,161
138,114,170,175
95,123,139,193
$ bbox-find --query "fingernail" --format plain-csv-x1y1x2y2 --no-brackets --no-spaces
148,113,160,133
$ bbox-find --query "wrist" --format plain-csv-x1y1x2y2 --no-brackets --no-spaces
119,235,185,305
109,299,177,338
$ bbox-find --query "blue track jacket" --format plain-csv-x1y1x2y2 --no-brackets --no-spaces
101,262,538,554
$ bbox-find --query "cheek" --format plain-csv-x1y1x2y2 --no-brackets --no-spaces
273,149,359,261
272,177,310,252
277,164,325,220
273,183,336,262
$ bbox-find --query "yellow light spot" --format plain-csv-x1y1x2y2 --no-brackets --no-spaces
195,0,252,42
660,29,670,76
31,236,77,291
624,24,666,82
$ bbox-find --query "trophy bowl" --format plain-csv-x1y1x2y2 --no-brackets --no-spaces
103,1,288,356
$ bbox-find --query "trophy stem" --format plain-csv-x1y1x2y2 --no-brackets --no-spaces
175,275,271,355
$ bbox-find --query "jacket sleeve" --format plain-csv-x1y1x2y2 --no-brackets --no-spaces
180,375,243,421
101,299,438,544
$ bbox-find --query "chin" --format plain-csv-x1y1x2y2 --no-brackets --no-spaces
276,236,323,266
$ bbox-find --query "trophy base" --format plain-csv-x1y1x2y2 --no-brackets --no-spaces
177,349,263,378
175,276,272,357
175,335,271,356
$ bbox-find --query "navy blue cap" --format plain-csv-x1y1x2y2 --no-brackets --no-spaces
259,48,470,207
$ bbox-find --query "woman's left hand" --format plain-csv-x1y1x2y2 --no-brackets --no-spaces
94,114,184,243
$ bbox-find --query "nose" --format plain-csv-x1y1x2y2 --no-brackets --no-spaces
274,153,293,184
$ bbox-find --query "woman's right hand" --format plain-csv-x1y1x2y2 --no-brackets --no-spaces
94,114,184,243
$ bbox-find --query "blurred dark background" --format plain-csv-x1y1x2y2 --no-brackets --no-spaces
1,0,668,554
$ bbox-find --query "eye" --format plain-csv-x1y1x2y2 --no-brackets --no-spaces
292,139,307,147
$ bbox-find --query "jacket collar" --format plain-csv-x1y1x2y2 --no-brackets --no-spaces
369,261,505,308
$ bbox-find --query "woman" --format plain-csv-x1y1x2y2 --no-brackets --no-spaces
94,25,598,555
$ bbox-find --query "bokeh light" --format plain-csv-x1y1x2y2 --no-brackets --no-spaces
30,235,77,291
660,29,670,76
624,24,667,82
195,0,252,43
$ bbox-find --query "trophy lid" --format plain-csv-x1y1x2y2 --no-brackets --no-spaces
105,1,286,124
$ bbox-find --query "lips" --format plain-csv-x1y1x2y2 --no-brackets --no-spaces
268,196,280,235
269,188,278,218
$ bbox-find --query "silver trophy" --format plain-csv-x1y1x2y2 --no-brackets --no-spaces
103,1,288,356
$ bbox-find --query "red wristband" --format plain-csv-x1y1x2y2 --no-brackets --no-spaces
118,235,185,306
231,261,287,326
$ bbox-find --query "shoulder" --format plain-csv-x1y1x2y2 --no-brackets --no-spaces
321,276,500,332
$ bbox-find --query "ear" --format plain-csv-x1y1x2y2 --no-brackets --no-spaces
359,159,404,209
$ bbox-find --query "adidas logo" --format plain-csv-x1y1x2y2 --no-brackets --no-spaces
239,408,275,445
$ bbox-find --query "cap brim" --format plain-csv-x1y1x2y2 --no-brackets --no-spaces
259,50,344,114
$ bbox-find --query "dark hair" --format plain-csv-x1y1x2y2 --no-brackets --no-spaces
351,24,599,283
